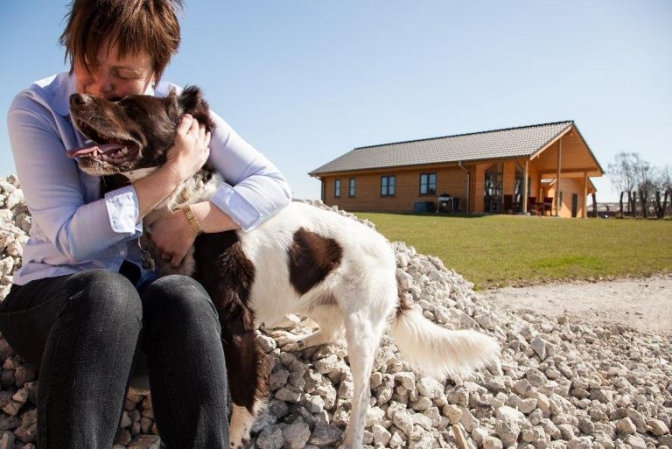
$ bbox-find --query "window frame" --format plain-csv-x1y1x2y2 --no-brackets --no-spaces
380,175,396,197
419,173,437,196
334,178,341,198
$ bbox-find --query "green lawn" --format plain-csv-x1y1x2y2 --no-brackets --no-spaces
354,212,672,290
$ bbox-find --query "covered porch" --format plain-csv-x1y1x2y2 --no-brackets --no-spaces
475,123,603,218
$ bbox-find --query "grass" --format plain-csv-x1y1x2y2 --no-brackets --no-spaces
354,212,672,290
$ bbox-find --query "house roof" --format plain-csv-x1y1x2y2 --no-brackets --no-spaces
310,120,577,176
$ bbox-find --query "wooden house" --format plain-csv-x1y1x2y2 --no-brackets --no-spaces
309,121,604,218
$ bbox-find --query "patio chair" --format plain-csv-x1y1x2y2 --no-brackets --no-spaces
542,197,553,215
503,194,514,213
527,197,537,215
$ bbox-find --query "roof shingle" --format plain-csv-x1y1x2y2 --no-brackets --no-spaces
310,121,574,175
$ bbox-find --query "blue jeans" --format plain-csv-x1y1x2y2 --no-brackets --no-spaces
0,269,229,449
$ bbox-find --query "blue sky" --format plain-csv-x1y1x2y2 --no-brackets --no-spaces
1,1,671,201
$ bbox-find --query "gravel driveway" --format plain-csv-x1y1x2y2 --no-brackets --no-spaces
481,275,672,336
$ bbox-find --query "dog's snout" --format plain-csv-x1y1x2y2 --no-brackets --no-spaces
70,93,92,107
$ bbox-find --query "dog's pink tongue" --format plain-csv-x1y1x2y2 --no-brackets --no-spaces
66,143,124,158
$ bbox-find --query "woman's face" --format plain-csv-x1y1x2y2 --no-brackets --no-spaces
73,41,155,100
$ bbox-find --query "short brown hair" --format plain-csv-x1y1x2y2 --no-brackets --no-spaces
60,0,183,82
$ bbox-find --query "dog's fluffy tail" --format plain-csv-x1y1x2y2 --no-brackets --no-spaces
390,297,500,379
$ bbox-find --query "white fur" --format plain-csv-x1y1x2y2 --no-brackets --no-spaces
120,166,159,183
224,202,500,448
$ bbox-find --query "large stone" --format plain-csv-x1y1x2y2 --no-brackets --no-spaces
307,421,342,447
494,406,525,445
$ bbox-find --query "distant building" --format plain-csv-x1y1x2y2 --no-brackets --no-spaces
310,121,604,218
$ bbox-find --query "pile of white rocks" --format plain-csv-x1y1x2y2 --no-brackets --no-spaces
0,176,670,449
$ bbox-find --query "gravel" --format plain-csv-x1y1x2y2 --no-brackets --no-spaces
0,176,670,449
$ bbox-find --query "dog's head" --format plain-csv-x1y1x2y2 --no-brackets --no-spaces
67,86,214,176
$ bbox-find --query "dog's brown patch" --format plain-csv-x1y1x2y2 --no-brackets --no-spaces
193,232,269,412
288,229,343,295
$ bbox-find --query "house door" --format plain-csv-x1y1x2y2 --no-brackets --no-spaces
571,193,578,218
484,164,503,213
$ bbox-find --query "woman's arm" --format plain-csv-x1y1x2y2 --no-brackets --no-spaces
204,110,293,231
149,109,292,266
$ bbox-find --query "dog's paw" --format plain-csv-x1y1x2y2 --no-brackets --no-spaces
271,330,306,351
270,330,297,345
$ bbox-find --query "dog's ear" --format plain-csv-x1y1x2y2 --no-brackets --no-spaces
166,89,182,123
178,86,215,131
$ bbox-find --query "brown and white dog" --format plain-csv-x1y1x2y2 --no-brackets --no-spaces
67,87,500,449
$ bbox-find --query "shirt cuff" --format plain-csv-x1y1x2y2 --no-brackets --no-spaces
104,185,143,234
209,182,261,231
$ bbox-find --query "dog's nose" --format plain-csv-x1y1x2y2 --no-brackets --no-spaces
70,93,92,107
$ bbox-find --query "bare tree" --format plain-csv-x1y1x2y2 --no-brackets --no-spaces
654,190,668,218
607,152,662,218
654,165,672,218
608,152,638,216
634,160,655,218
665,166,672,217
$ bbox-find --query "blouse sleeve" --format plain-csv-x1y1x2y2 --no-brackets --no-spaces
206,110,293,231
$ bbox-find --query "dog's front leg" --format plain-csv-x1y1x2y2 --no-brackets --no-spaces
229,404,256,449
221,322,269,449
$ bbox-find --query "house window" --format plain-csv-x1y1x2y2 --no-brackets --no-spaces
349,178,356,197
334,179,341,197
420,173,437,195
381,176,396,196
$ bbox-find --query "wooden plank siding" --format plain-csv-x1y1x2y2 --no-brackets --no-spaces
470,164,487,213
502,161,516,197
545,178,591,218
533,135,601,177
321,165,469,212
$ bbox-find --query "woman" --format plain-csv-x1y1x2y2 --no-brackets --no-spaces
0,0,292,448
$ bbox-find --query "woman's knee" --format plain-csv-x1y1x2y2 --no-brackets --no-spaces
142,275,218,323
65,269,142,321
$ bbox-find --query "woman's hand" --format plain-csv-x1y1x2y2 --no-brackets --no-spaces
132,115,210,221
149,208,198,267
165,114,211,181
